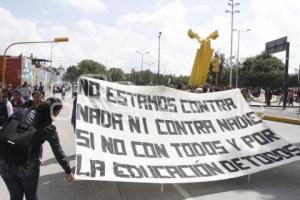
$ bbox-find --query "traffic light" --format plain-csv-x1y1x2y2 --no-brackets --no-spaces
212,56,220,73
3,57,11,68
6,58,10,68
54,37,69,42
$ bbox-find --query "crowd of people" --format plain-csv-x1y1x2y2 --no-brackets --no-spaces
52,83,72,100
186,84,300,107
1,79,299,199
0,82,44,117
0,82,74,200
264,88,300,106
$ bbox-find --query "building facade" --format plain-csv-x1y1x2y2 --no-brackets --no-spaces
0,54,58,88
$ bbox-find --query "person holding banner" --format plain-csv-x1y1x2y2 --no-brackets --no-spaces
0,97,74,200
71,92,77,132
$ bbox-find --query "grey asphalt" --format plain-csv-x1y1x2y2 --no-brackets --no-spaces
1,94,300,200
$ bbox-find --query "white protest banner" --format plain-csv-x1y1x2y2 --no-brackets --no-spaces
75,76,300,183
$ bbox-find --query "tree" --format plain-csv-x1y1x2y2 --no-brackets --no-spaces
63,65,79,83
239,53,285,88
127,68,139,85
141,70,154,85
173,75,189,88
289,74,300,87
108,68,125,82
77,59,106,75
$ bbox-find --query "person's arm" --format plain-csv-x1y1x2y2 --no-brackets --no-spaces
71,98,77,130
42,125,73,175
6,101,13,116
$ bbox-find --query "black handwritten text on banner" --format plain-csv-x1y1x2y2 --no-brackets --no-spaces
75,77,300,183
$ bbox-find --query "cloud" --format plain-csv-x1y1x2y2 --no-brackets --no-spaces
54,0,106,12
1,0,299,77
116,1,194,75
246,0,300,72
189,5,211,12
0,2,197,76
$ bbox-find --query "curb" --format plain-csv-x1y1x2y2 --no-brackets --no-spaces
262,115,300,126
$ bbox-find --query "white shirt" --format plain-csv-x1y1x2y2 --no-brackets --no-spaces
6,101,13,117
20,86,31,97
0,100,13,130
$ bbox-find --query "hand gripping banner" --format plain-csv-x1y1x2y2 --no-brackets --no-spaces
75,76,300,183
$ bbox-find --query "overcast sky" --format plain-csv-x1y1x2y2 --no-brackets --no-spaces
0,0,299,75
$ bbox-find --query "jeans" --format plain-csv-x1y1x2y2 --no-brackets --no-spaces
1,160,40,200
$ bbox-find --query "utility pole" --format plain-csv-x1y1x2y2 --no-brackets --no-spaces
157,32,162,85
226,0,240,88
234,28,250,88
136,50,149,83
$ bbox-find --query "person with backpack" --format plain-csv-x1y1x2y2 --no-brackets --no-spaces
0,90,13,128
0,97,74,200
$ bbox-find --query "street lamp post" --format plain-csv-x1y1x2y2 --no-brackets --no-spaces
225,0,240,88
136,50,149,83
295,65,300,83
1,37,68,88
234,28,250,88
157,32,162,85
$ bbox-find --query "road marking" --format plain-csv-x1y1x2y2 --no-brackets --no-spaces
172,184,194,200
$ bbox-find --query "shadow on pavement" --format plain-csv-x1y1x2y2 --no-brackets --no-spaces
38,172,122,200
37,161,300,200
38,172,184,200
41,154,76,166
173,142,300,200
38,144,300,200
177,160,300,200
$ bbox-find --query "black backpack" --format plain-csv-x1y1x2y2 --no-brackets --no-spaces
0,109,37,166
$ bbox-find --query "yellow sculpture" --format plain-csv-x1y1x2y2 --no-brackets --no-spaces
188,29,218,88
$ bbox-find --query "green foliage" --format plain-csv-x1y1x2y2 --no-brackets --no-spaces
63,65,79,82
172,75,189,87
239,53,285,88
62,58,206,88
289,74,300,87
241,53,284,73
108,68,125,82
127,68,139,84
77,59,106,75
142,70,155,85
239,71,284,88
63,52,299,89
219,53,229,86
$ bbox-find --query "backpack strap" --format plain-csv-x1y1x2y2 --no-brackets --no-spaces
18,109,37,131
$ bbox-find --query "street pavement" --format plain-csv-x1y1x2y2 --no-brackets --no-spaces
1,94,300,200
